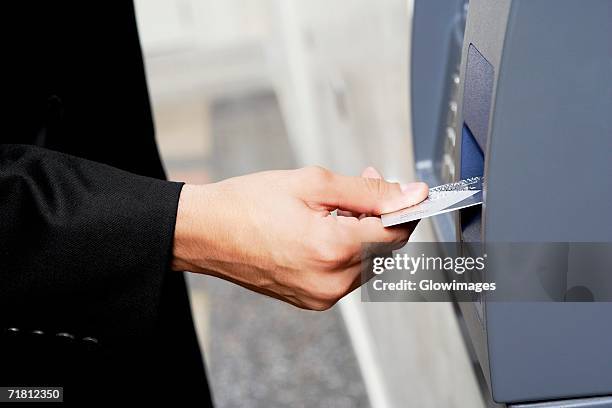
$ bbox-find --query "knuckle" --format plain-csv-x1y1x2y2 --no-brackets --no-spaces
362,179,400,213
307,300,335,312
303,165,333,184
296,166,333,195
310,272,353,304
315,246,342,268
301,266,354,309
312,284,346,306
364,177,387,196
312,241,353,269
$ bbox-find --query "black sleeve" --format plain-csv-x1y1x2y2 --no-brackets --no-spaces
0,144,184,347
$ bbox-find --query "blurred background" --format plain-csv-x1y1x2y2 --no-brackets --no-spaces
134,1,484,407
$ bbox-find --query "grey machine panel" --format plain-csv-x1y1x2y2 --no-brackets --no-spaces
411,0,467,170
411,0,468,242
454,0,612,405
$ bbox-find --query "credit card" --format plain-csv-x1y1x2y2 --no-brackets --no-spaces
381,177,483,227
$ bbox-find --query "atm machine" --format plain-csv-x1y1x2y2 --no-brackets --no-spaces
411,0,612,406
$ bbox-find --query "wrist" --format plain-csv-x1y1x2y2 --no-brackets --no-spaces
172,183,206,272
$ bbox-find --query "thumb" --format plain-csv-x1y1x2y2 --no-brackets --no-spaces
324,172,429,215
361,166,382,179
338,167,383,217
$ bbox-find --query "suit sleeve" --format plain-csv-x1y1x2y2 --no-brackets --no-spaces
0,144,184,346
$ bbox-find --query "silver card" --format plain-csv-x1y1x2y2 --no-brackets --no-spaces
381,177,483,227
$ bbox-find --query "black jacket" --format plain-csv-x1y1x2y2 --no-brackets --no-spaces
0,2,212,405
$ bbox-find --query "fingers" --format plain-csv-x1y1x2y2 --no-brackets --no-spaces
326,171,428,215
359,167,384,217
338,167,384,218
337,210,355,217
298,165,428,215
361,166,382,179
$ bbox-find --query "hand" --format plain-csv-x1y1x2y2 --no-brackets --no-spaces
172,166,428,310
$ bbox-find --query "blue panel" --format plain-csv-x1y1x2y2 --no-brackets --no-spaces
461,124,484,179
463,44,494,151
460,124,484,243
460,44,491,243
